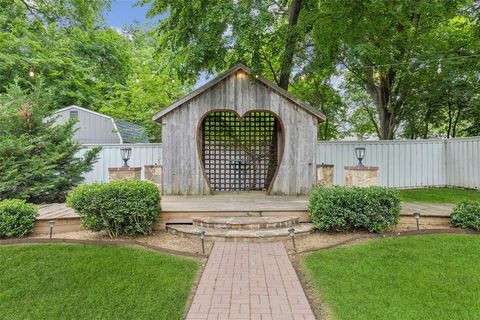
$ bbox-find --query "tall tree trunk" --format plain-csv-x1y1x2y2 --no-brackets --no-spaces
278,0,302,91
452,108,461,138
423,122,429,139
365,69,397,140
447,102,453,138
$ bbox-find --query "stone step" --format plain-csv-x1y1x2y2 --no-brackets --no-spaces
192,216,299,230
166,223,315,242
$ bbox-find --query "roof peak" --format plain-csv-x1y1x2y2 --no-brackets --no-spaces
152,64,325,121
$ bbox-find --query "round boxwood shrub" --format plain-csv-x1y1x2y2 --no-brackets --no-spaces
308,186,401,233
0,199,38,238
450,201,480,231
67,180,161,238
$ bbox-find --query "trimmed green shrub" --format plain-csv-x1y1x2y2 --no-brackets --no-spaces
0,199,38,238
450,201,480,230
308,186,401,233
67,180,160,238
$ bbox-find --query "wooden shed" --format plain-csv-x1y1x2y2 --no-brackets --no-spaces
153,64,325,195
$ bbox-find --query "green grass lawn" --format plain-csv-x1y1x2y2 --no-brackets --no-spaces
399,187,480,204
0,244,200,320
303,234,480,320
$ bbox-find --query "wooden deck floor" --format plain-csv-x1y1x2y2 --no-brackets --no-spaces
161,193,309,212
37,203,79,220
400,202,454,217
35,195,455,234
38,196,454,220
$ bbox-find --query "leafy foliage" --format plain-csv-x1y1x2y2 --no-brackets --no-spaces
1,1,187,142
0,83,100,203
313,1,479,139
308,186,401,233
100,26,187,141
67,180,161,238
0,199,38,238
451,201,480,230
2,0,479,141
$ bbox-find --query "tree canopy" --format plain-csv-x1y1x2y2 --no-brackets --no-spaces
1,0,479,140
146,0,479,140
1,0,186,142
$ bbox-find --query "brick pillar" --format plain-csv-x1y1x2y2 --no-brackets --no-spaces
108,167,141,181
344,166,379,187
144,165,162,193
316,164,334,187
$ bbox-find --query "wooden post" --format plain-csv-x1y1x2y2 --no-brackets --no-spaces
144,165,163,193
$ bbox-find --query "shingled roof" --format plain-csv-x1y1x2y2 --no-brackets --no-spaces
113,119,149,143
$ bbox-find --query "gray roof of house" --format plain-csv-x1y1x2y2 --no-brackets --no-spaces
113,119,150,143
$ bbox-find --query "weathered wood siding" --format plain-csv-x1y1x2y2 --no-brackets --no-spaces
161,71,318,195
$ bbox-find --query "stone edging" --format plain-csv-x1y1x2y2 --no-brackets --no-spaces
0,238,206,259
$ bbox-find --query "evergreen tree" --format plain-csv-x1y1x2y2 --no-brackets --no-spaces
0,82,100,203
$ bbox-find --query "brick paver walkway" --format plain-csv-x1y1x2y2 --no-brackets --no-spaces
186,242,316,320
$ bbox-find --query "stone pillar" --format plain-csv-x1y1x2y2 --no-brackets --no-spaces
108,167,141,181
344,166,379,187
316,164,334,187
144,165,162,193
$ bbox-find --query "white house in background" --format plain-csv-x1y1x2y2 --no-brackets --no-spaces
53,105,149,144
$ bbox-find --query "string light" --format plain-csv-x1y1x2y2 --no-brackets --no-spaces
359,53,480,69
7,53,479,82
28,65,35,78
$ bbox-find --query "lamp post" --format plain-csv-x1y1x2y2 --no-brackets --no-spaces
48,220,56,239
199,230,206,255
288,228,296,252
120,147,132,168
413,212,421,230
355,147,366,167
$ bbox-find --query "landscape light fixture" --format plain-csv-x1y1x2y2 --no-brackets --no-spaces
288,228,296,252
199,230,206,255
120,147,132,168
48,220,56,239
355,147,366,167
413,212,421,230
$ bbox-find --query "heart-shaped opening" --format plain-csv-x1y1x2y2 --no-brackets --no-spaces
198,110,284,193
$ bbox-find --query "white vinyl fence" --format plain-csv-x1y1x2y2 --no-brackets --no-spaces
80,137,480,189
446,138,480,189
317,137,480,189
81,144,162,184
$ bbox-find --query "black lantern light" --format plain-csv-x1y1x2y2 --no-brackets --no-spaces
48,220,56,239
355,147,366,167
413,212,421,230
120,147,132,168
288,228,296,252
199,230,206,255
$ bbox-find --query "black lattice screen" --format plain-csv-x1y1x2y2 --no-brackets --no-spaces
201,111,280,191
